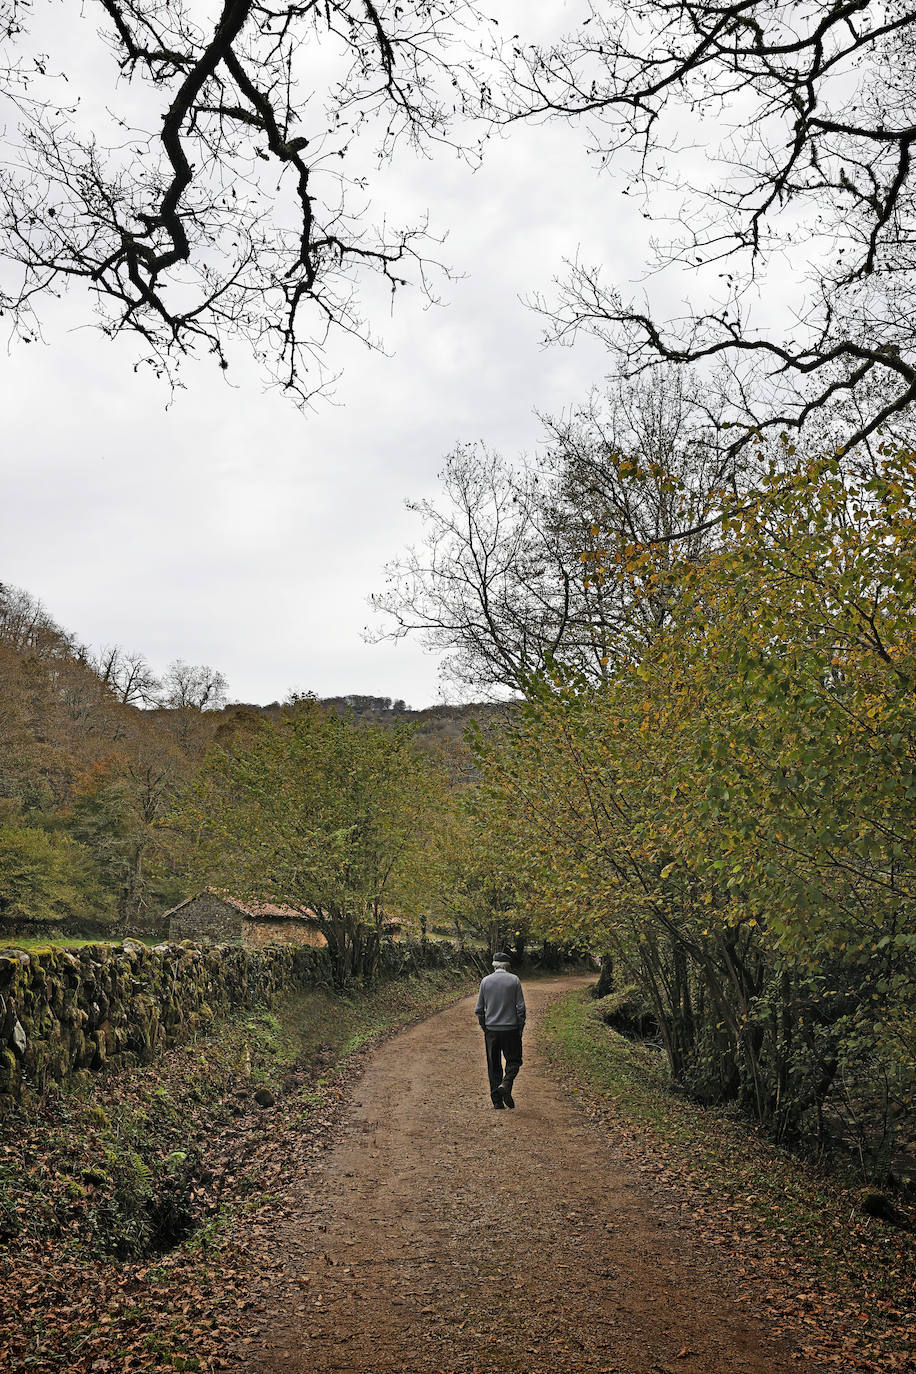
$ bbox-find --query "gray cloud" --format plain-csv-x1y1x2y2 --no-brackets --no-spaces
1,30,646,709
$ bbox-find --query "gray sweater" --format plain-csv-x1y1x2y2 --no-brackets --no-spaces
475,969,526,1031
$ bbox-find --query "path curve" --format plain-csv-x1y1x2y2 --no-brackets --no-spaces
235,978,806,1374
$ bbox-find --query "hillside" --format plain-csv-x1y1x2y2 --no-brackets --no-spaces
0,583,500,937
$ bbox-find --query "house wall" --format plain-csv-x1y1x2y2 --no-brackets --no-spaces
240,919,327,949
168,895,244,944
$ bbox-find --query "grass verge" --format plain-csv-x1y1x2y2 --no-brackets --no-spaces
1,934,159,953
0,965,476,1372
541,988,916,1374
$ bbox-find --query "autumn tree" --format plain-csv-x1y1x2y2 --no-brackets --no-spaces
373,368,738,692
70,732,190,930
0,584,71,656
470,441,916,1174
0,583,226,934
416,791,526,955
180,696,451,981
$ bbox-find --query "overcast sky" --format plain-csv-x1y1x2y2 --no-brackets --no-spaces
1,5,659,709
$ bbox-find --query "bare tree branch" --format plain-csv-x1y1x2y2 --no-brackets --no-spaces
0,0,491,400
502,1,916,447
372,368,739,691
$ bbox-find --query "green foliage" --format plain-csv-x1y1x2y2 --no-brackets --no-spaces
1,965,475,1264
0,589,203,935
426,792,529,955
178,698,455,982
473,443,916,1178
69,747,187,929
0,583,488,944
0,817,104,924
542,986,916,1351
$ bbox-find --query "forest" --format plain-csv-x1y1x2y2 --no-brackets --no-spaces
376,371,916,1184
0,583,505,957
6,379,916,1184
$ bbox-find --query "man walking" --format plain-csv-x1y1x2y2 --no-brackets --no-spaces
475,952,526,1109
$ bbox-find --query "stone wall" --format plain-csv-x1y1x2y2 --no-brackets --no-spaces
0,936,480,1108
0,939,331,1107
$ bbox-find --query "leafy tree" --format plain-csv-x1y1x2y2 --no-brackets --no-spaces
421,794,524,955
69,738,189,931
0,582,228,934
468,440,916,1175
0,812,108,925
179,697,450,981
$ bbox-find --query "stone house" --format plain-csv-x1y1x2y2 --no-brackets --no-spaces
165,889,326,948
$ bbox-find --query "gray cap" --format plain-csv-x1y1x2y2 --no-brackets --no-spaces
492,951,512,964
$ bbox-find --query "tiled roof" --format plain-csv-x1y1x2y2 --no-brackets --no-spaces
164,888,319,923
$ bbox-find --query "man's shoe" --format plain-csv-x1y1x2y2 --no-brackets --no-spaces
491,1095,505,1109
499,1080,515,1109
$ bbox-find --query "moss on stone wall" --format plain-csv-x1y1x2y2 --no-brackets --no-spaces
0,939,331,1106
0,936,480,1106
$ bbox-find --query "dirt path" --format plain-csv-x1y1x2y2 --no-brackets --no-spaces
233,978,807,1374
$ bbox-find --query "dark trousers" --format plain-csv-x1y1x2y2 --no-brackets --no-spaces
484,1027,523,1101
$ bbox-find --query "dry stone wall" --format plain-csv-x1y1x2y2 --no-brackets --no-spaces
0,939,331,1108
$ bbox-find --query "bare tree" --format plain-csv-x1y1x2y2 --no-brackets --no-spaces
159,658,228,710
91,644,162,706
373,444,572,694
0,582,72,656
0,0,491,399
503,1,916,451
373,367,737,693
